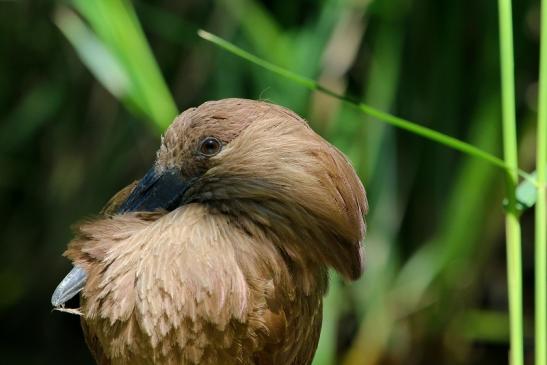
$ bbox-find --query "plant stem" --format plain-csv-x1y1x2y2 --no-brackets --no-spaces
536,0,547,363
497,1,524,364
198,29,535,183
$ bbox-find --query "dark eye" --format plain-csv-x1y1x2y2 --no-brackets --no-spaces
199,137,222,156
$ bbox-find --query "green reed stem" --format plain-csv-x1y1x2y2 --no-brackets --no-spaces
198,29,535,183
497,1,524,364
536,0,547,363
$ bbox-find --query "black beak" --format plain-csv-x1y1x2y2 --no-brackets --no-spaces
117,167,193,214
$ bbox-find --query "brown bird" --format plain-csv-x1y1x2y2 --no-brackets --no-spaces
52,98,367,365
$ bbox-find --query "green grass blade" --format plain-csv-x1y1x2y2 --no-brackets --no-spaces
348,96,503,364
69,0,178,131
497,0,524,364
536,0,547,362
515,171,539,210
198,30,316,90
198,30,535,182
457,310,510,344
393,96,501,312
313,278,341,365
54,8,130,100
222,0,346,115
357,22,403,181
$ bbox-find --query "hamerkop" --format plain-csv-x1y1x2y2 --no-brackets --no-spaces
52,98,367,365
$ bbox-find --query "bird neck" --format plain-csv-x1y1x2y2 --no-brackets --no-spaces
206,200,330,296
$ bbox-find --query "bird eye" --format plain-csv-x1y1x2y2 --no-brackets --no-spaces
199,137,222,156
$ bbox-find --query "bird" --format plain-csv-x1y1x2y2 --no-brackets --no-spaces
51,98,367,365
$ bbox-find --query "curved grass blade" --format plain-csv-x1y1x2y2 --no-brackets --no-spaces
54,8,130,100
64,0,178,132
198,29,535,184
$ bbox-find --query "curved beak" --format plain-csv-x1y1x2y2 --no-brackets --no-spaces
51,266,87,307
117,167,192,213
51,167,193,307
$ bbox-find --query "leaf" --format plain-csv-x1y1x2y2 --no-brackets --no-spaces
55,0,178,132
197,29,537,182
515,171,539,211
54,8,130,99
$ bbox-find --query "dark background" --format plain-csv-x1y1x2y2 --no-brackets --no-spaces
0,0,541,364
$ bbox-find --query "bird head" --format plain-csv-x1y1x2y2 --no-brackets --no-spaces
52,98,367,307
130,98,367,280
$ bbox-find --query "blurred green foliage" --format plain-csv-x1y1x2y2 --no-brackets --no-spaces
0,0,541,364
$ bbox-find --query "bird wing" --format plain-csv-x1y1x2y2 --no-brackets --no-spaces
80,181,138,365
69,191,325,365
81,317,110,365
255,294,323,365
99,181,139,216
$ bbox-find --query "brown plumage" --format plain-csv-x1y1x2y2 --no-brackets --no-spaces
53,98,367,365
